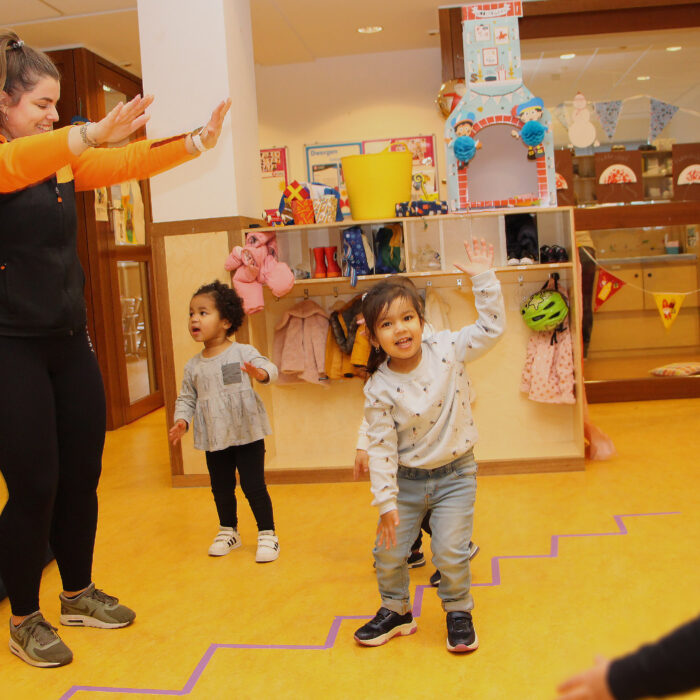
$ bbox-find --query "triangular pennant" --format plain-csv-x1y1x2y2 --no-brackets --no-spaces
653,292,685,330
593,100,623,140
648,98,679,142
594,269,626,311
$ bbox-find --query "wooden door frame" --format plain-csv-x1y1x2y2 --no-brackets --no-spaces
49,47,163,428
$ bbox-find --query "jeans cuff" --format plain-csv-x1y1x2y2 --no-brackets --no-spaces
381,598,412,615
443,601,474,613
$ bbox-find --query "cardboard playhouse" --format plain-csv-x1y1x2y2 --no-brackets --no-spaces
445,2,556,211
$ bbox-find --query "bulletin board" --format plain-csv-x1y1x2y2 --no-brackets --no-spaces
260,147,289,212
305,142,362,215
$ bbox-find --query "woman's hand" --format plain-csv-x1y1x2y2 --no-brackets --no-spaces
89,94,155,145
353,449,369,480
242,362,269,383
377,510,399,549
168,419,188,445
555,657,614,700
197,98,232,150
454,237,494,277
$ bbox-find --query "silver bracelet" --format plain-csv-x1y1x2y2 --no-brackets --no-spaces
190,127,208,153
79,122,99,148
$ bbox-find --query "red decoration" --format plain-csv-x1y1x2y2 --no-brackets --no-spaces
283,180,310,202
594,269,626,311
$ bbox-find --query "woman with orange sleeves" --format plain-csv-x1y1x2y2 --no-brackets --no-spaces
0,28,231,667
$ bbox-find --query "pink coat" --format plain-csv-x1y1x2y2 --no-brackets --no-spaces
225,231,294,314
520,326,575,404
272,300,329,385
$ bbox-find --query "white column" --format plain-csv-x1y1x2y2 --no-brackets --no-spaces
137,0,262,222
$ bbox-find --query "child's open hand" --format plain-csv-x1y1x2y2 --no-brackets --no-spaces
168,419,187,445
377,510,399,549
242,362,269,383
454,237,494,277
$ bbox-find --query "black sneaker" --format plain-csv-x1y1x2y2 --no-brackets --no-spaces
354,607,417,647
446,611,479,653
407,549,426,568
550,245,569,262
429,569,441,587
539,245,552,263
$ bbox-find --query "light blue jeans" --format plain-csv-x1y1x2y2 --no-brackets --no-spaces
373,451,477,615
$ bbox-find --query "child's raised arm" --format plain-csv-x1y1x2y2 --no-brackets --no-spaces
453,237,494,277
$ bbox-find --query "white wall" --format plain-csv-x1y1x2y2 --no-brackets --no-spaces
255,48,448,197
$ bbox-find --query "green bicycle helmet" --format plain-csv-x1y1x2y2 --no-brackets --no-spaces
520,290,569,332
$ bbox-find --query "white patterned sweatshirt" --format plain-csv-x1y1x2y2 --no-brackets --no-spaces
363,270,505,514
173,343,278,452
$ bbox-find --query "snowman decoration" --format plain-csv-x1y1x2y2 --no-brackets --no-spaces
568,92,599,149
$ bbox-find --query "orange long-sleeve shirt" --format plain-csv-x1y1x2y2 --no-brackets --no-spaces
0,125,199,336
0,124,199,193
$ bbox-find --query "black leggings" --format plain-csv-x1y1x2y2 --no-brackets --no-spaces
0,332,106,616
205,440,274,531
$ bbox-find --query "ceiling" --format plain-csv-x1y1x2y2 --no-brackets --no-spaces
5,0,700,130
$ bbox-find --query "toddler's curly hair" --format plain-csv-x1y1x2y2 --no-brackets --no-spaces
193,280,245,336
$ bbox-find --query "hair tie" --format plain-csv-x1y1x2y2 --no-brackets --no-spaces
9,39,25,50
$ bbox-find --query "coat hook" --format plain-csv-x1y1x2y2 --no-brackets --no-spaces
426,280,432,287
457,278,463,287
518,274,524,286
333,286,339,298
303,288,309,300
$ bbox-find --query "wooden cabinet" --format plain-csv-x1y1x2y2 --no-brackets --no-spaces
158,207,586,484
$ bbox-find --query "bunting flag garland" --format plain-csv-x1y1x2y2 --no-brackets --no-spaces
653,292,685,330
593,100,623,140
581,248,699,329
648,98,679,142
593,268,626,311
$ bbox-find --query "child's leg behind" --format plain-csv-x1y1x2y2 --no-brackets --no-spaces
429,457,478,653
234,439,278,562
204,447,242,556
355,471,426,646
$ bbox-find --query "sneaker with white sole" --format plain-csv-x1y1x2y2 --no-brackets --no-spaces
9,611,73,667
255,530,279,562
208,527,241,556
59,583,135,629
354,607,417,647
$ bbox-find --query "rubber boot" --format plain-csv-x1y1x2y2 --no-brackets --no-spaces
312,247,327,278
325,246,341,278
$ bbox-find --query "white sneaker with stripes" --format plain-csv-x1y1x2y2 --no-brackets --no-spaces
208,527,241,557
255,530,279,562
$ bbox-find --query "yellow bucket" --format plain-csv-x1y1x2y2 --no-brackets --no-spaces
341,144,412,220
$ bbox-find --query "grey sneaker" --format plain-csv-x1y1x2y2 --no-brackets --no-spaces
59,583,135,629
9,611,73,667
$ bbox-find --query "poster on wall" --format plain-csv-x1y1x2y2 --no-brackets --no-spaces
110,180,145,245
260,147,289,212
362,135,438,197
305,142,362,215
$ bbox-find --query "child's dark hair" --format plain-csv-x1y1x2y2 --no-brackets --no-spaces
362,277,424,374
193,280,244,337
0,30,60,130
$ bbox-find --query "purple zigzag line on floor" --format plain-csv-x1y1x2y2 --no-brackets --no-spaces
58,511,679,699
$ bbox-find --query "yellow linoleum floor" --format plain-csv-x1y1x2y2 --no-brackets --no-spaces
1,399,699,699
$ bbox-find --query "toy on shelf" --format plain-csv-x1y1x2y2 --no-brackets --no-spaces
224,230,294,314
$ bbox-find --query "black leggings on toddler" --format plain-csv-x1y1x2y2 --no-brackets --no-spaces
205,439,274,531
